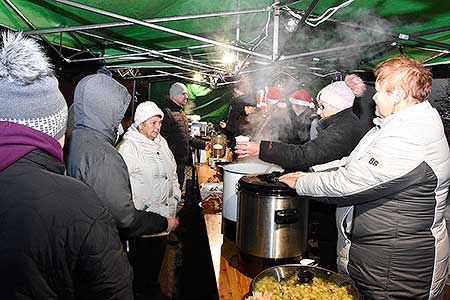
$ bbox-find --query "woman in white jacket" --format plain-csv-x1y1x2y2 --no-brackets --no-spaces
117,101,181,298
118,101,181,218
280,55,450,299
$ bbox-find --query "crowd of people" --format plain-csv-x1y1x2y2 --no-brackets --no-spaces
1,30,449,300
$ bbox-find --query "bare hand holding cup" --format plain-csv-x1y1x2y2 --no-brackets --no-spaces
234,136,260,158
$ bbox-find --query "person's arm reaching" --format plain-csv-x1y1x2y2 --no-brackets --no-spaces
294,134,426,207
84,154,168,237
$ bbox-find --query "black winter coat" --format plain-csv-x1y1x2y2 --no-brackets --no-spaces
160,100,206,165
0,150,133,299
283,108,317,145
259,108,365,171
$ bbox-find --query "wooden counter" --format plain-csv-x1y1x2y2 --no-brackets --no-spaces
196,162,450,299
196,163,252,300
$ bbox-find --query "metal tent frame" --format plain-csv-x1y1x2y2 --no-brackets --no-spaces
1,0,448,86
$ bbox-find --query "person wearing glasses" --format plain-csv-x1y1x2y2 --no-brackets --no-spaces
280,56,450,299
234,75,367,270
234,74,367,171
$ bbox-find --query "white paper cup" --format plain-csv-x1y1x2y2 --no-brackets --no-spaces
235,135,250,143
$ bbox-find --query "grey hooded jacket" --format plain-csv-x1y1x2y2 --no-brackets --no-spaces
66,74,168,237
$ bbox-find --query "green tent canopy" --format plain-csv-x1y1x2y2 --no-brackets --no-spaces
1,0,448,122
1,0,448,81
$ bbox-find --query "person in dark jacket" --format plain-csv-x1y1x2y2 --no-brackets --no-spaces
235,75,367,270
285,89,318,145
219,80,252,140
66,74,177,237
235,75,367,171
160,82,209,187
0,32,133,299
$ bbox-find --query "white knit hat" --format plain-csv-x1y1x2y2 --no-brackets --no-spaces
0,31,67,139
133,101,164,127
316,74,366,111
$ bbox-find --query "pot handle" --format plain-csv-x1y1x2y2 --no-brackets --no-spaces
235,182,240,194
275,209,299,224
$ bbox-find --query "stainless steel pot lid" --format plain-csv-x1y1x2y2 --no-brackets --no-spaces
238,172,297,196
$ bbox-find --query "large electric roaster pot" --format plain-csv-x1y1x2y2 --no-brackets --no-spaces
222,161,283,242
237,173,309,259
250,264,360,299
235,173,309,277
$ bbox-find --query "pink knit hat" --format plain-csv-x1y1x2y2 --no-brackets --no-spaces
317,74,366,111
289,89,315,108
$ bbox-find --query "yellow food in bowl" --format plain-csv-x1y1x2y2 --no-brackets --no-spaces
254,273,354,300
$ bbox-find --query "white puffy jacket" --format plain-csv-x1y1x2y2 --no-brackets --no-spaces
300,101,450,299
117,125,181,218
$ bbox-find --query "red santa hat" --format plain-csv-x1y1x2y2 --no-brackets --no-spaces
265,85,283,105
289,89,315,108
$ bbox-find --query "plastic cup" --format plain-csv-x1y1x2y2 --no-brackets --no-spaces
235,135,250,143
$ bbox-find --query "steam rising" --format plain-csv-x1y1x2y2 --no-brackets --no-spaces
227,8,396,142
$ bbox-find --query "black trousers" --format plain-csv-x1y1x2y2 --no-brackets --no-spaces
130,236,166,296
309,201,338,271
176,163,185,188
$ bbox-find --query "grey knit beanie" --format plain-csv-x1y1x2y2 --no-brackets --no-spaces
0,31,68,139
169,82,188,99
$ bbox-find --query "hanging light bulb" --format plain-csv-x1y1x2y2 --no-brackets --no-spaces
193,72,203,82
285,17,299,33
221,52,235,65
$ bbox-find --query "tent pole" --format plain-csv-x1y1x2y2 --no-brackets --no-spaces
51,0,273,60
275,0,320,60
131,80,137,119
154,70,207,84
279,40,390,61
3,0,68,62
67,32,97,58
411,26,450,37
24,7,270,36
126,73,188,80
75,31,229,73
272,4,280,60
235,0,241,73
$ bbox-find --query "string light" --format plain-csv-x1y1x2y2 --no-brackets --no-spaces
193,72,203,82
221,52,235,65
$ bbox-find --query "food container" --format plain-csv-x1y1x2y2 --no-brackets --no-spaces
236,173,309,260
200,182,223,199
222,161,283,242
210,134,227,158
250,264,360,299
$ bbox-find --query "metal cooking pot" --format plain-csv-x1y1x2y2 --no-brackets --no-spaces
250,264,360,299
236,173,309,259
222,162,283,242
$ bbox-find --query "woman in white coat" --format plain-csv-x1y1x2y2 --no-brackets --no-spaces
118,101,181,218
117,101,181,298
280,55,450,299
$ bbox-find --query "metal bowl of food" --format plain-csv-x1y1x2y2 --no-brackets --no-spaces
250,264,360,300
